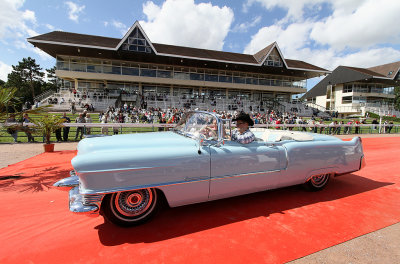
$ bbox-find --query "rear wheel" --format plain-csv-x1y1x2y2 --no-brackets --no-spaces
304,173,330,191
102,188,158,227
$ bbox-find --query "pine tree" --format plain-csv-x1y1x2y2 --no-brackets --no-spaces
7,57,45,101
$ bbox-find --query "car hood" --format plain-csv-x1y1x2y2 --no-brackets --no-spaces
76,131,196,156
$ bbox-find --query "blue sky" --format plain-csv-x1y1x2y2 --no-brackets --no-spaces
1,0,400,90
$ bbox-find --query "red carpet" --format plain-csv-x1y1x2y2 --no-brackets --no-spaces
0,137,399,263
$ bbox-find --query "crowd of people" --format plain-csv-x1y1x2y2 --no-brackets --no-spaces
4,104,397,143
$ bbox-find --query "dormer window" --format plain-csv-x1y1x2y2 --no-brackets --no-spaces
120,27,152,53
264,55,283,67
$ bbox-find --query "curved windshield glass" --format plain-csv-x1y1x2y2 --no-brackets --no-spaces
173,112,219,140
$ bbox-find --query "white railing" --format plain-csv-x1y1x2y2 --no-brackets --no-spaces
3,122,398,134
35,90,56,104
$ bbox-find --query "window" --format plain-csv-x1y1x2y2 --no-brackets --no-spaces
219,75,232,83
120,27,152,53
343,84,353,93
342,96,352,104
157,70,172,78
246,77,258,85
190,73,204,81
141,68,156,77
264,55,283,67
205,74,218,82
233,76,245,84
122,67,139,76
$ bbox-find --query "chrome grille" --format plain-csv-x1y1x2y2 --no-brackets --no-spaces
82,194,104,206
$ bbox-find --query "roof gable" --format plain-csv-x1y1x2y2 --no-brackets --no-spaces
116,21,156,54
253,42,288,68
253,42,274,63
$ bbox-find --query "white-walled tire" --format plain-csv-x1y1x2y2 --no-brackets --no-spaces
103,188,158,227
304,173,330,191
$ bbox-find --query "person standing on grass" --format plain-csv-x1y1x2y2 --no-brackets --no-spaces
6,114,18,143
101,112,109,135
85,113,92,135
75,113,86,140
22,113,35,142
54,115,63,142
62,112,71,141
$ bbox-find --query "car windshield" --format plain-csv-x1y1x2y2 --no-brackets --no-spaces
173,112,219,140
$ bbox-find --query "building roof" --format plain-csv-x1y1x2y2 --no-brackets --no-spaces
253,42,275,63
368,61,400,79
303,63,400,99
28,21,330,76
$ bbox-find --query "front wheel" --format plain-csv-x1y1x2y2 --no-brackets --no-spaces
102,188,158,227
304,173,330,191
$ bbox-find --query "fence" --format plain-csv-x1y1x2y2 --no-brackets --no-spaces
1,122,399,143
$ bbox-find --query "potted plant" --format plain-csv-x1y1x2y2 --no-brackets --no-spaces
32,115,65,152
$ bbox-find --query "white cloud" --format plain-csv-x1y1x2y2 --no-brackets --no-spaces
45,24,55,31
33,47,52,61
243,0,325,22
244,0,400,70
22,10,36,23
65,1,85,22
232,16,261,33
0,0,36,39
0,60,12,82
139,0,234,50
104,19,129,36
244,21,313,54
310,0,400,50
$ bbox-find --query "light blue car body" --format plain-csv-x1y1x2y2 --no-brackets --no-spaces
60,111,364,215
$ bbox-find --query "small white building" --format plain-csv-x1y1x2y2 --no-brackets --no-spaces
303,62,400,117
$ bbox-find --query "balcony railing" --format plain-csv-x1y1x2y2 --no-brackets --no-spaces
56,61,307,89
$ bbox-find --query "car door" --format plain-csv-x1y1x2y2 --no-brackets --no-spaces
208,140,286,201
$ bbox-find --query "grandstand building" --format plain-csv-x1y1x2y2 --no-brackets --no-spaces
303,62,400,117
28,21,330,113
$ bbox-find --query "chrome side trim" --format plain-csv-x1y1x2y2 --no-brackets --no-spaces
78,165,175,174
80,169,282,195
210,169,282,181
80,178,211,195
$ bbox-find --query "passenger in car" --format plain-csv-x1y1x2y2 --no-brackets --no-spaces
231,112,255,144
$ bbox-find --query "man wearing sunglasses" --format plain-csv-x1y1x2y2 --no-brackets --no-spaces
232,112,255,144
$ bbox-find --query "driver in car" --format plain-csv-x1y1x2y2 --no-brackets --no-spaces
231,112,255,144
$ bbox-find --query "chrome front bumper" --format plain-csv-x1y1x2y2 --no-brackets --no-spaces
54,171,104,217
69,186,104,216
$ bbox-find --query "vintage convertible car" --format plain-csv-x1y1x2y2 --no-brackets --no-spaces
54,111,366,226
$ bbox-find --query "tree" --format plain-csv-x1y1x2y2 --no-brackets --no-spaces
395,86,400,111
7,57,45,103
44,66,59,91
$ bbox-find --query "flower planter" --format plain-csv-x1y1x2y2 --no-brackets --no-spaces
43,143,55,152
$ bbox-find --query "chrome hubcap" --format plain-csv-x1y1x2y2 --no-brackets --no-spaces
311,174,329,187
114,189,153,217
